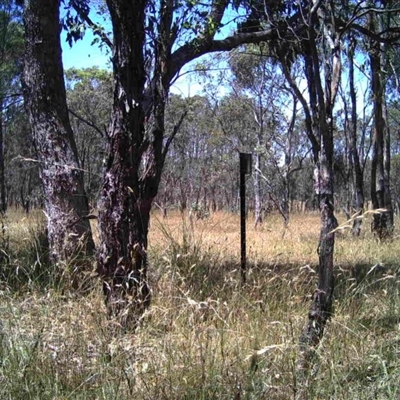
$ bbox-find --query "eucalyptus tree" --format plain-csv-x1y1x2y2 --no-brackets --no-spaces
93,0,281,317
344,31,365,236
20,0,94,263
244,0,400,383
368,2,394,238
225,1,343,365
268,4,342,368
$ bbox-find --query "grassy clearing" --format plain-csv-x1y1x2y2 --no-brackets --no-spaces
0,209,400,399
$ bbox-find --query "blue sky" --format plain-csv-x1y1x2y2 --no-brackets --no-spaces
60,29,209,96
61,30,111,71
59,20,368,111
59,5,241,96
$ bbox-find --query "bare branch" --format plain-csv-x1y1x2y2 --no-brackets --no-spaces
279,59,319,160
68,107,105,138
162,108,188,159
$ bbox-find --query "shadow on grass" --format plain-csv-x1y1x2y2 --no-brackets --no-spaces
335,261,399,299
0,221,98,296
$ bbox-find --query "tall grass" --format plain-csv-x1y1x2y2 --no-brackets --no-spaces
0,209,399,398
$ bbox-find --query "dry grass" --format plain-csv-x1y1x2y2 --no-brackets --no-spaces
0,209,400,399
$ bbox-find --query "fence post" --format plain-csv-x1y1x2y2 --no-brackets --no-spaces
239,153,252,284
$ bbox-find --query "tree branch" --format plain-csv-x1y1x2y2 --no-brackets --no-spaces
162,108,188,159
68,107,105,138
341,19,400,43
70,0,113,50
279,59,319,160
169,24,282,82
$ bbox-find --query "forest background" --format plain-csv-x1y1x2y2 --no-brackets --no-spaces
1,0,400,399
5,3,400,224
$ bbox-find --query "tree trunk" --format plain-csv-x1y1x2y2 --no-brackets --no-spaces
298,148,336,358
253,152,262,227
348,36,364,236
370,11,393,239
22,0,94,262
296,119,338,398
0,106,6,213
281,96,298,228
295,6,340,394
97,0,166,321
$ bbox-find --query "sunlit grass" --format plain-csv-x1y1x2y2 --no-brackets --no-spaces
0,208,399,398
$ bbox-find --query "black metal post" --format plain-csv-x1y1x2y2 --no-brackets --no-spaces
240,161,246,284
239,153,252,284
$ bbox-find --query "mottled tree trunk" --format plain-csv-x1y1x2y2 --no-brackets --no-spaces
298,146,336,365
253,95,264,228
295,6,340,396
97,0,168,321
296,122,338,399
22,0,94,262
253,152,262,227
